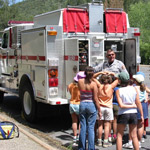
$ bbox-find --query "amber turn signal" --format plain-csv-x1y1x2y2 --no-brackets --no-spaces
47,31,57,36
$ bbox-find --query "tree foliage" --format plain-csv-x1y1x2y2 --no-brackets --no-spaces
128,1,150,64
0,0,92,30
0,0,149,64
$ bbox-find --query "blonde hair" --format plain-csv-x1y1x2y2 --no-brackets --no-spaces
136,81,146,92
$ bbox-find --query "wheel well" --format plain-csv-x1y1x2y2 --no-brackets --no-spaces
19,75,34,99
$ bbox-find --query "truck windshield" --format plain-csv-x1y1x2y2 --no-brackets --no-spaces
2,33,8,48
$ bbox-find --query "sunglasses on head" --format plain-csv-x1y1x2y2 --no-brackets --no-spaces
108,54,115,56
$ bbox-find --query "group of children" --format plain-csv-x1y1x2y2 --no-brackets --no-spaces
68,67,149,150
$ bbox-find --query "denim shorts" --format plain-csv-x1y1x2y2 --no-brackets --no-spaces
117,113,137,125
69,104,79,115
137,101,148,120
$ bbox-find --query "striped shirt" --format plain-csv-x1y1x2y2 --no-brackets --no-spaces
80,90,93,101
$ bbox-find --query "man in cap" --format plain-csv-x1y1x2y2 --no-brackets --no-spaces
94,49,128,75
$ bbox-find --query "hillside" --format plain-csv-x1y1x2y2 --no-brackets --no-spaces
0,0,139,30
0,0,91,30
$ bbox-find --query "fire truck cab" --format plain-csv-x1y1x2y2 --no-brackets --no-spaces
0,2,140,122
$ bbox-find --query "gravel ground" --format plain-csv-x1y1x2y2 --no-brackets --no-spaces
0,131,47,150
0,94,150,150
0,113,59,150
49,106,150,150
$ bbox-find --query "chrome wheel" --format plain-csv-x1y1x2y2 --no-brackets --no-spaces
23,91,32,115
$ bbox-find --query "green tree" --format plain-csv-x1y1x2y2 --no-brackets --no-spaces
123,0,141,12
128,1,150,64
0,0,10,29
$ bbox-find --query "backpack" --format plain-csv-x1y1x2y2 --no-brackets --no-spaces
0,121,19,139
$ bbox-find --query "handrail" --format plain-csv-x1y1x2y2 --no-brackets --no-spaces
92,0,103,4
105,8,123,12
67,5,87,10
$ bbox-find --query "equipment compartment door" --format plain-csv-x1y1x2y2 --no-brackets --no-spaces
125,39,136,76
64,39,79,98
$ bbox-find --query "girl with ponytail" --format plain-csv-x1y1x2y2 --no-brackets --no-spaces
78,66,101,150
133,73,148,146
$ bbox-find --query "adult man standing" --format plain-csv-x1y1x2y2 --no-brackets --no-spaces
94,49,128,74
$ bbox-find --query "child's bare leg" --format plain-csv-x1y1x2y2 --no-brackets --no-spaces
98,120,103,139
137,120,144,141
94,120,98,140
71,113,78,136
129,124,139,150
104,121,110,140
113,116,117,136
109,121,112,138
116,124,126,150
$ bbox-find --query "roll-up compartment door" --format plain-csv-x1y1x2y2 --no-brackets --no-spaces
125,39,136,76
63,8,89,33
104,10,127,33
64,39,79,98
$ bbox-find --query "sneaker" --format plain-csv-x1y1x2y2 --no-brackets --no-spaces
72,136,77,146
108,136,112,143
76,135,79,142
139,141,141,148
123,142,133,149
97,139,102,146
72,142,77,146
103,142,112,148
141,137,145,143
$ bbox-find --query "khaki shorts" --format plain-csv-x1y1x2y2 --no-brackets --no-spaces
113,104,119,116
97,106,114,120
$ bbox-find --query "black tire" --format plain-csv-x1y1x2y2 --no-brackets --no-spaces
21,83,37,123
0,91,4,104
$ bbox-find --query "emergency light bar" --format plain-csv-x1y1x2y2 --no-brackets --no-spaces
8,20,33,26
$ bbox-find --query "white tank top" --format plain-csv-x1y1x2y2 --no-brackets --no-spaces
118,86,137,115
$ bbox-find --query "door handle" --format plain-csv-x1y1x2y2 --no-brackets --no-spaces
73,65,77,73
6,51,8,66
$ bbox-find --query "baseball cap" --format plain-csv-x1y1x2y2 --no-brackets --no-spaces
136,72,145,78
117,72,130,83
133,74,144,83
74,71,86,82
